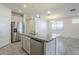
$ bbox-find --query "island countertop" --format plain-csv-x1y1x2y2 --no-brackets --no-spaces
21,33,56,42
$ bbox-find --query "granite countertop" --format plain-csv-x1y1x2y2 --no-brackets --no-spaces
22,33,56,42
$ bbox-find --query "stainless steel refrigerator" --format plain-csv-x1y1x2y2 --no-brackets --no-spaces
11,22,20,43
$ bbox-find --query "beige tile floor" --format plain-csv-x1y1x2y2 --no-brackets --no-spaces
0,42,27,55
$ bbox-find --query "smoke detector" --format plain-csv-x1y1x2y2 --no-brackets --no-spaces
70,8,76,12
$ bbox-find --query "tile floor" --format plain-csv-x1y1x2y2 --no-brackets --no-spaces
0,42,27,55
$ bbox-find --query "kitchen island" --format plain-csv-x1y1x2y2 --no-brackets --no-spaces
21,33,56,55
20,33,79,55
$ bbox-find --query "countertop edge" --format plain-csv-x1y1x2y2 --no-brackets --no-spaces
20,33,55,42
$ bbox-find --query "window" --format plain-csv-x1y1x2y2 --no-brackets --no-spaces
72,18,79,24
56,21,63,30
51,20,63,38
51,21,57,30
51,20,63,30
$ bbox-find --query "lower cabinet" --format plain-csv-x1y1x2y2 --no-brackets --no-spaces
30,39,43,55
22,36,44,55
22,36,31,54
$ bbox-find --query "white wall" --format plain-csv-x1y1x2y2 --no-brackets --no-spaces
11,13,22,28
12,13,24,33
24,15,35,34
0,4,11,48
23,14,27,33
61,16,79,39
35,18,48,36
50,16,79,39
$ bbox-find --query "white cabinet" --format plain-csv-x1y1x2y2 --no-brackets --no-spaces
30,39,43,55
26,37,30,54
22,35,31,54
22,35,43,55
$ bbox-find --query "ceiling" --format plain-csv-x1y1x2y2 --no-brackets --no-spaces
2,3,79,19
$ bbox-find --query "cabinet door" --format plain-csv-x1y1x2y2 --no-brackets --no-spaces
22,36,26,50
26,37,30,54
22,36,30,54
30,39,43,55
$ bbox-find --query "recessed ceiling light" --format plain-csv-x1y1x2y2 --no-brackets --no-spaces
19,9,22,13
24,5,27,8
45,14,60,19
48,11,51,15
36,14,40,18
